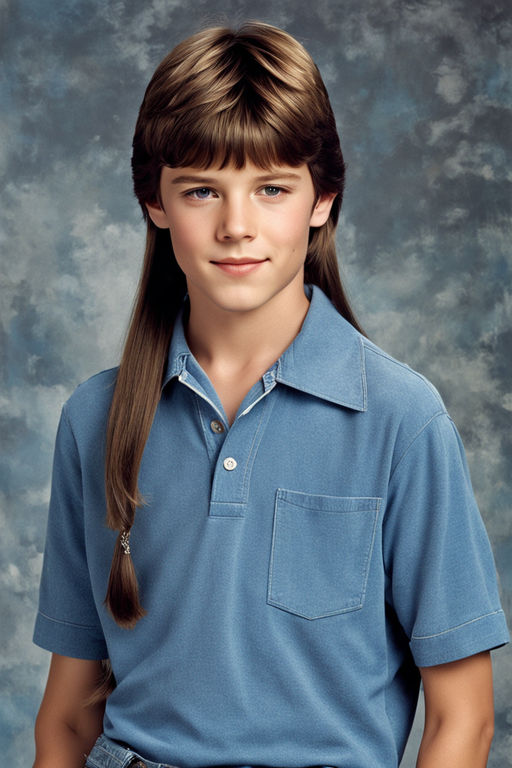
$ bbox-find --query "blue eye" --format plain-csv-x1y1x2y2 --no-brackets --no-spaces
188,187,212,199
263,186,282,197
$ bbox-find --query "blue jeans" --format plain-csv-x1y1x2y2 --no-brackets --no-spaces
85,734,258,768
85,734,336,768
85,734,179,768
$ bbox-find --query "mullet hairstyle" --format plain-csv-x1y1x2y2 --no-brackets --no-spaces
105,21,363,628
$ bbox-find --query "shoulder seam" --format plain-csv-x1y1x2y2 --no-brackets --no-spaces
389,410,447,481
61,402,80,452
362,342,445,411
75,366,118,390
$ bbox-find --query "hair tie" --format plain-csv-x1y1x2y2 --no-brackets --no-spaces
120,530,131,555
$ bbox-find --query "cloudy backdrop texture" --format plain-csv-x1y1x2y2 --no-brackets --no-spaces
1,0,511,765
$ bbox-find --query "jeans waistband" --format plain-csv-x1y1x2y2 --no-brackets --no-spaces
86,733,336,768
85,734,179,768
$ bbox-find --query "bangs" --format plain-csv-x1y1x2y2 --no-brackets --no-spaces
155,93,318,172
132,23,344,208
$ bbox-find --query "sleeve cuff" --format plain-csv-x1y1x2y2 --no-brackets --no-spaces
33,611,108,660
410,609,510,667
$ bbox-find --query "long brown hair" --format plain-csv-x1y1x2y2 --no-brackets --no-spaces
105,21,363,628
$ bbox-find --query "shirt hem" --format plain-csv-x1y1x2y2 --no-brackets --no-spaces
410,609,509,667
33,610,108,660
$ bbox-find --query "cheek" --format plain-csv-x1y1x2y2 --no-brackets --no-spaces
267,203,306,234
279,206,315,249
168,217,200,262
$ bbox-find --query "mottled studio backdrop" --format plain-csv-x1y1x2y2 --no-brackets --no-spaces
1,0,511,764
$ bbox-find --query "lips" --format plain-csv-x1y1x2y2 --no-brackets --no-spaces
211,258,268,275
211,258,267,265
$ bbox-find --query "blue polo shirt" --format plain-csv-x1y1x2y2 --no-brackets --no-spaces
34,285,508,768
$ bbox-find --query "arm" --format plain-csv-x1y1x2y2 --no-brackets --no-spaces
417,651,494,768
34,653,106,768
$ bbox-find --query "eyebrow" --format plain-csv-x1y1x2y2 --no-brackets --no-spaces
170,172,303,185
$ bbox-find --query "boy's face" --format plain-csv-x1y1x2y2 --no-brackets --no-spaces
145,162,335,318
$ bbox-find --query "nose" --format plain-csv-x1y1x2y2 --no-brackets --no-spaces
215,196,256,242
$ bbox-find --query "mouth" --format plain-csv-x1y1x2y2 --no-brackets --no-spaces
211,258,268,275
211,258,267,265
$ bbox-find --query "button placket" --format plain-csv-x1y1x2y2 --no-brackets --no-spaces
193,398,228,462
209,386,278,518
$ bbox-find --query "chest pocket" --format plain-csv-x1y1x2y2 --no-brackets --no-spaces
267,489,380,620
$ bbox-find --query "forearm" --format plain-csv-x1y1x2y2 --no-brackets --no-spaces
416,713,494,767
34,654,106,768
417,652,495,768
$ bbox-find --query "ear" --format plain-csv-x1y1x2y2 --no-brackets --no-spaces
145,200,170,230
309,192,337,228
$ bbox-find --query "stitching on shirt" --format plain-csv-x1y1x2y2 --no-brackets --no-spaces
359,499,380,607
389,410,447,480
362,343,445,409
275,324,367,411
62,404,83,462
358,335,368,410
275,376,365,410
60,406,86,512
243,395,267,490
195,395,217,462
74,366,117,392
411,609,505,640
37,610,99,630
240,393,273,496
268,494,381,619
165,352,188,382
179,373,223,421
239,379,276,416
276,493,382,512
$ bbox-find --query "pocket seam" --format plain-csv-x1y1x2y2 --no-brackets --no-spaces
276,488,382,512
267,491,381,620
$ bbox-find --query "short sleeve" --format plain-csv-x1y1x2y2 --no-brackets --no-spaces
33,406,108,659
383,412,509,667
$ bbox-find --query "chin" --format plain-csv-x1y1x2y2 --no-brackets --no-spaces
208,287,272,314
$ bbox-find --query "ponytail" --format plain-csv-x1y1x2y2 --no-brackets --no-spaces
104,226,186,627
105,531,145,628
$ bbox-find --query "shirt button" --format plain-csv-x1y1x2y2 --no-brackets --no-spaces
223,457,237,471
210,419,225,434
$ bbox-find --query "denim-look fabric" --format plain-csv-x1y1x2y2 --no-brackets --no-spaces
34,285,509,768
85,733,328,768
86,733,178,768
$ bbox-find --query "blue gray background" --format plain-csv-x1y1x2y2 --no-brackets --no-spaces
1,0,511,764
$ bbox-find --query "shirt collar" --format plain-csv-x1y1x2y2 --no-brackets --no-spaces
164,300,191,382
163,285,367,412
275,285,367,411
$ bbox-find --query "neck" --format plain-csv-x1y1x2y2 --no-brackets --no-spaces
185,283,310,375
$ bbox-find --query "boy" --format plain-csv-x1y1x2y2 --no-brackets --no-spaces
34,22,508,768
